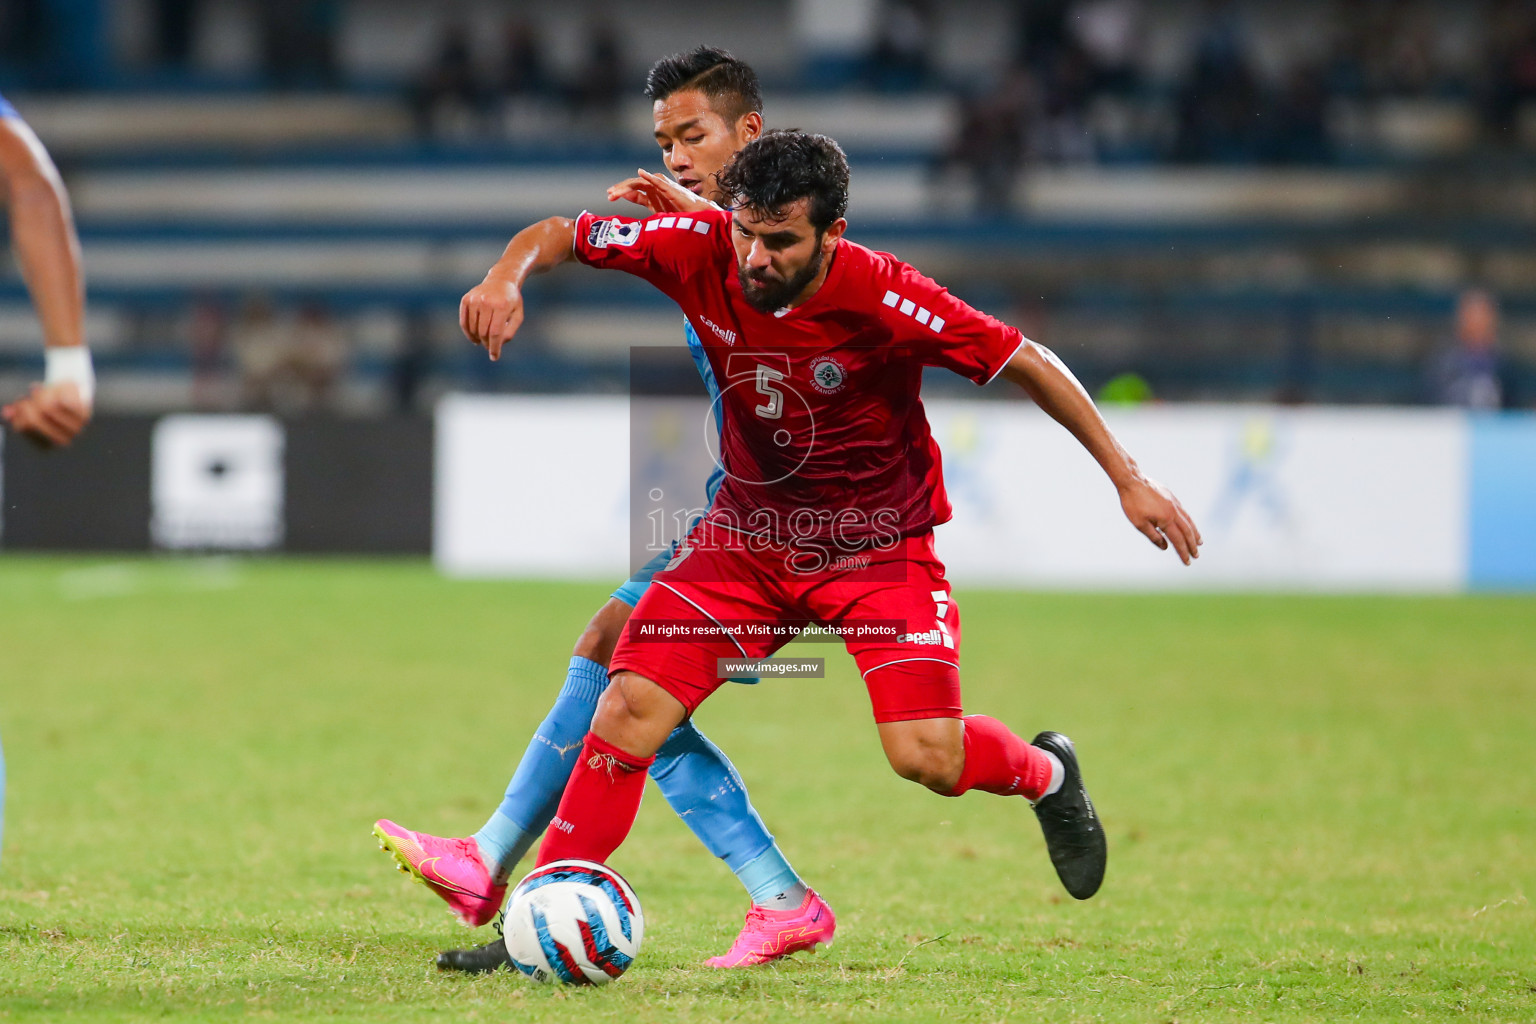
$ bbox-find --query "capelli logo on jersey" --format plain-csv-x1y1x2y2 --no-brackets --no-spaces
809,356,847,394
699,315,737,345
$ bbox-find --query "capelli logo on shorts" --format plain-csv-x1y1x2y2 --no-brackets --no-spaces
898,628,954,649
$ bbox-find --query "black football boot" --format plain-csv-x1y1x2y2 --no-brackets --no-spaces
1030,731,1107,900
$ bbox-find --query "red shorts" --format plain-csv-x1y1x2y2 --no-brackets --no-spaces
609,521,963,724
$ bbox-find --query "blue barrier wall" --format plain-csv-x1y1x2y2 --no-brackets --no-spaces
1470,414,1536,590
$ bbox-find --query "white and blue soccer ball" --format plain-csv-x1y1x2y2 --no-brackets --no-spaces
502,859,644,985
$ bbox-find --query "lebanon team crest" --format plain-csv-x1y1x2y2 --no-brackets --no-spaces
809,356,847,394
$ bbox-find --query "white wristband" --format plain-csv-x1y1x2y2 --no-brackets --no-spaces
45,346,95,405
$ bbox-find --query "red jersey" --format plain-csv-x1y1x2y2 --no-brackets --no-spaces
574,208,1024,546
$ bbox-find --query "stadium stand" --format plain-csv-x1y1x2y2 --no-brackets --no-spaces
0,0,1532,413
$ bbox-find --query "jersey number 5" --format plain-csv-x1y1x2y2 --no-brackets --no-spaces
754,366,785,420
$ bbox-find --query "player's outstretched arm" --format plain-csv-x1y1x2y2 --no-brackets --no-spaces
999,340,1202,564
460,216,578,361
0,114,91,448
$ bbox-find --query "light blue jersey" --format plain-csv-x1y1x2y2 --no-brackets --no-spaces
612,319,725,606
685,319,728,508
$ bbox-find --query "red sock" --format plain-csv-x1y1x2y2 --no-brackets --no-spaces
946,714,1052,800
536,732,655,865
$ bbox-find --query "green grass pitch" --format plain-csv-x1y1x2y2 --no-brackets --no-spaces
0,556,1532,1022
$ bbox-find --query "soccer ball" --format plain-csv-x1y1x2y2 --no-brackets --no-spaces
502,859,644,985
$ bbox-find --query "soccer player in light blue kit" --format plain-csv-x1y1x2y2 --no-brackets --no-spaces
0,91,96,863
375,48,835,970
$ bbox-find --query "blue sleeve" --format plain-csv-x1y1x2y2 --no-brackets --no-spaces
0,94,18,120
683,320,727,508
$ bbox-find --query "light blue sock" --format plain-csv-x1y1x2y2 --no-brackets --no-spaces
651,720,807,908
473,656,607,884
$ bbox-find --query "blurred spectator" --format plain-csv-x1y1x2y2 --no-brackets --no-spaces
1173,0,1262,162
866,0,933,91
152,0,202,69
1070,0,1144,95
1324,7,1372,98
290,300,348,408
1484,1,1536,144
0,0,47,67
392,311,435,414
1428,288,1512,410
187,296,227,411
411,22,490,137
937,69,1034,213
1034,32,1098,163
1376,5,1439,97
1276,301,1318,406
1015,0,1074,77
1264,62,1333,164
234,296,348,414
233,294,287,410
497,18,552,101
259,0,341,89
570,24,624,131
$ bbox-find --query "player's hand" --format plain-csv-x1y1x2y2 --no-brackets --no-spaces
459,275,524,361
1119,475,1202,565
606,169,717,215
1,380,91,448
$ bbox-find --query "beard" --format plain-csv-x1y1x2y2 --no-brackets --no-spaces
738,247,825,314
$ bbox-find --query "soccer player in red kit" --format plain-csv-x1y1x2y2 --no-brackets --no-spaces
460,130,1201,915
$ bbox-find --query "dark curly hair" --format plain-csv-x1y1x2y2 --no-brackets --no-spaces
644,46,762,126
716,130,850,232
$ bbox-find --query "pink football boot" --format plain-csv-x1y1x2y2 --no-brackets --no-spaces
704,889,836,968
373,819,506,928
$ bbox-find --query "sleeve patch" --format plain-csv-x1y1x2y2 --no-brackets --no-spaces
883,287,944,333
587,218,640,248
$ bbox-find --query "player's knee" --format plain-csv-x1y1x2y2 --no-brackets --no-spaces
589,672,684,760
591,670,681,745
879,717,964,793
885,738,963,793
592,679,643,732
894,754,963,794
